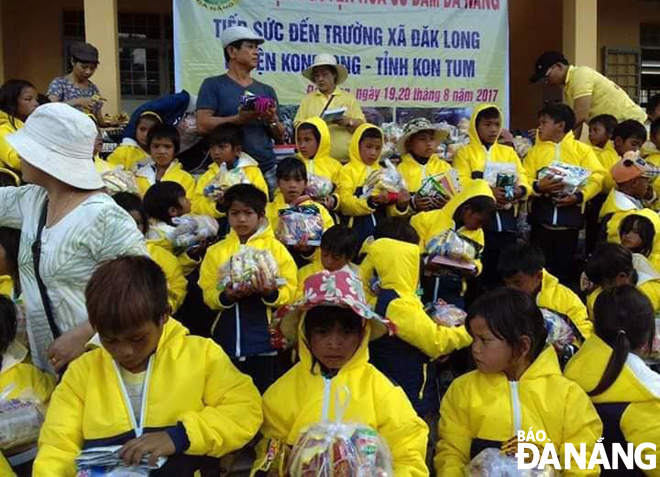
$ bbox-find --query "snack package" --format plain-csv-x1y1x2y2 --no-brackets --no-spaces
101,169,140,195
537,162,590,195
240,92,276,115
306,173,335,199
417,170,461,202
512,135,533,159
426,299,467,327
467,448,556,476
540,309,575,350
203,162,249,200
288,387,393,477
76,445,166,476
0,386,45,451
217,245,282,293
361,159,406,202
276,205,324,247
424,230,482,273
483,162,518,202
170,215,219,250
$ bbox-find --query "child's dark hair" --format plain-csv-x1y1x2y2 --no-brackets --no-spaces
585,243,634,287
651,118,660,140
498,242,545,279
588,114,618,136
321,225,359,261
538,102,576,133
475,107,500,127
619,214,655,257
146,123,180,155
224,184,267,217
0,171,18,187
647,93,660,117
453,196,496,227
276,156,307,182
0,227,21,283
304,305,363,373
589,285,655,397
0,295,17,360
113,192,148,234
0,79,35,129
86,256,168,336
297,123,322,145
358,127,383,143
373,217,420,245
613,119,647,143
467,288,548,362
143,181,186,224
208,124,243,149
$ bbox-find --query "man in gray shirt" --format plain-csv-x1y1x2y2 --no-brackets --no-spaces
196,26,285,196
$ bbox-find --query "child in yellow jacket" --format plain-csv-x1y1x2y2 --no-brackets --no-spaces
199,184,297,393
411,179,496,308
0,295,55,476
617,209,660,271
193,124,268,238
34,256,262,476
524,103,605,286
435,288,602,476
106,111,161,170
565,285,660,475
337,124,410,249
252,270,428,476
134,124,195,199
0,80,38,172
453,105,529,290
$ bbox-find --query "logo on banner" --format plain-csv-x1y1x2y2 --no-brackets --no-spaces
196,0,238,11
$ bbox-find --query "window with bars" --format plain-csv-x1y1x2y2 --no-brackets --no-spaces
601,47,641,103
641,23,660,108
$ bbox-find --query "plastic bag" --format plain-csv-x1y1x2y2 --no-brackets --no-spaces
306,174,335,200
76,445,166,476
0,385,45,451
483,162,518,203
170,215,219,250
240,91,276,115
288,387,393,477
360,160,406,201
203,163,249,200
276,205,324,247
424,230,482,273
426,299,466,327
101,169,140,195
541,309,575,349
417,170,461,201
537,162,590,195
513,135,533,159
467,448,556,476
217,245,281,293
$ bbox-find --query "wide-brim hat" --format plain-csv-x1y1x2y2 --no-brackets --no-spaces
6,103,104,190
220,26,264,49
396,117,449,154
302,54,349,86
270,270,394,349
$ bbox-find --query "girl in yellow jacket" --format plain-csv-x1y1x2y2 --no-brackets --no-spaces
296,117,342,213
616,209,660,271
134,124,195,199
565,285,660,476
34,256,263,476
252,269,429,476
337,124,410,249
0,80,38,172
199,184,297,393
411,179,495,308
0,295,55,476
435,288,602,476
107,112,161,170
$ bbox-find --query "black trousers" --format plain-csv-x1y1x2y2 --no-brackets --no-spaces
233,355,281,394
585,193,607,256
479,230,517,292
530,224,580,287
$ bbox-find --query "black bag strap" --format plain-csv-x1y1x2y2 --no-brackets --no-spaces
31,200,61,339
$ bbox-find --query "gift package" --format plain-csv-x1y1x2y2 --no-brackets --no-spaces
75,445,166,476
0,392,44,451
240,92,276,115
425,299,467,327
170,215,219,250
276,205,324,247
467,448,556,476
361,160,406,202
424,230,482,273
417,170,461,202
512,136,533,159
540,309,575,350
537,162,590,196
203,163,249,200
217,245,282,293
101,169,140,195
305,174,335,200
483,162,518,202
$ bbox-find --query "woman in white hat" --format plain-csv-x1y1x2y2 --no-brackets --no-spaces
294,54,366,163
0,103,147,374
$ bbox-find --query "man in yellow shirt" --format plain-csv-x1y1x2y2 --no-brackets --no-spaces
530,51,646,138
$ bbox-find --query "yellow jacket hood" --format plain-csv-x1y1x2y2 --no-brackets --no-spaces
348,123,383,165
363,238,420,295
296,116,332,160
537,269,593,339
0,110,22,132
443,178,494,219
468,103,502,146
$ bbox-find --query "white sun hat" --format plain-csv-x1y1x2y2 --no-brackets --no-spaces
6,102,104,190
302,54,349,85
220,26,264,49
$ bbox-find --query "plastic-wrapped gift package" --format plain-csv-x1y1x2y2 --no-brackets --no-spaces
424,230,482,273
75,445,166,476
360,160,406,202
240,92,276,115
512,136,533,159
417,170,461,202
306,174,335,200
467,448,556,476
540,309,575,350
101,169,140,195
0,395,44,451
276,205,324,247
537,162,590,195
217,245,281,293
483,162,518,189
425,299,467,327
170,215,219,250
203,163,249,200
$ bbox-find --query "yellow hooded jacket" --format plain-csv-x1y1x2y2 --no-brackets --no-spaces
251,318,429,477
135,159,196,199
192,153,268,218
1,341,56,475
0,111,23,172
435,346,602,476
599,187,644,228
0,275,13,297
34,319,263,476
607,208,660,270
106,139,148,170
537,269,593,340
146,242,187,314
198,221,297,357
565,336,660,476
524,131,605,228
591,141,620,194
